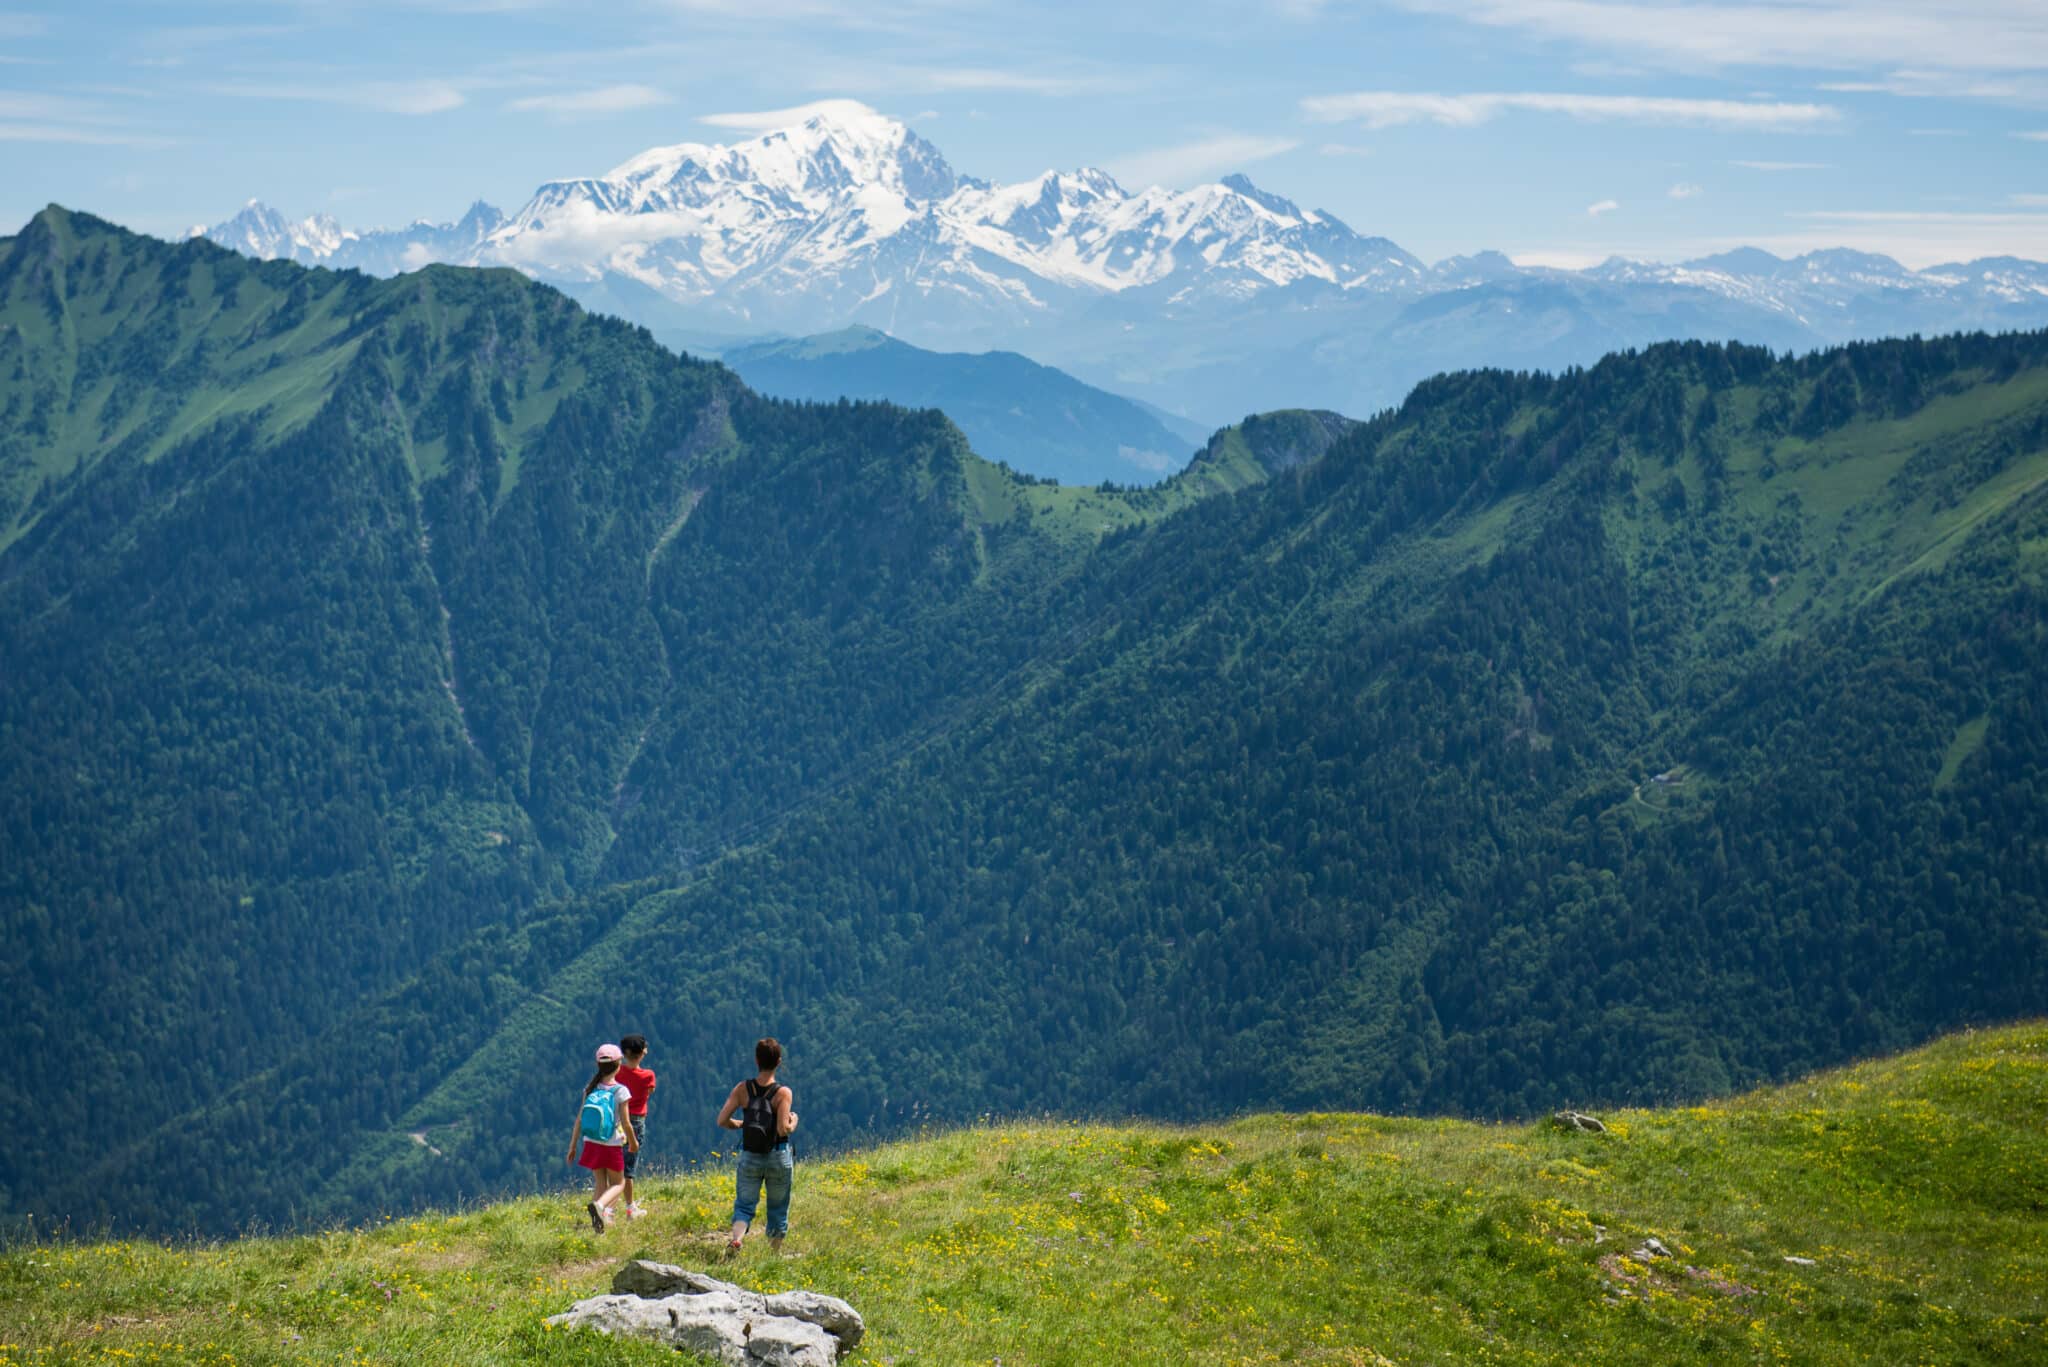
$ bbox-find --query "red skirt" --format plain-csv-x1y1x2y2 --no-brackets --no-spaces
578,1141,625,1172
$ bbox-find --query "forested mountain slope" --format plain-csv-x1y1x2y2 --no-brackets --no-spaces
0,208,1184,1227
4,207,2046,1234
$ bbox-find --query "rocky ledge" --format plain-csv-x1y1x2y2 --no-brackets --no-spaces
547,1260,864,1365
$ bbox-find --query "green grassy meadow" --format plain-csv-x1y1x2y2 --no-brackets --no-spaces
4,1023,2042,1365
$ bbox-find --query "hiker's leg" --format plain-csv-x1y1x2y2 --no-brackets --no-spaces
730,1154,765,1246
622,1115,643,1208
764,1149,793,1250
584,1163,608,1234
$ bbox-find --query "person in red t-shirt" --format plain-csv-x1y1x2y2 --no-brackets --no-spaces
616,1033,658,1219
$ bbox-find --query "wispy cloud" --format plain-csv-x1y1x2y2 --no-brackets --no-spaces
1105,133,1300,188
1587,198,1620,215
2011,194,2048,207
508,84,671,116
0,122,173,147
0,12,49,39
1393,2,2048,78
1300,90,1838,130
1820,71,2039,100
1730,159,1830,170
0,91,168,145
208,79,468,115
1668,182,1703,199
2018,130,2048,141
1318,142,1374,157
699,97,883,134
795,59,1124,98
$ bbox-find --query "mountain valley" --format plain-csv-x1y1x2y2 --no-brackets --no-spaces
3,207,2046,1236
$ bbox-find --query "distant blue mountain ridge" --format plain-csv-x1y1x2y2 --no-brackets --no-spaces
717,326,1210,487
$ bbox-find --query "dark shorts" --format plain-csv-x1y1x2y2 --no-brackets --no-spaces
623,1113,647,1176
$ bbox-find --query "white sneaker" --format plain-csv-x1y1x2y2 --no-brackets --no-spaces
626,1203,648,1219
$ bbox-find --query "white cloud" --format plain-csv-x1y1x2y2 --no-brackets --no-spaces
1511,248,1608,269
1318,142,1375,157
796,60,1119,98
2011,194,2048,207
1910,128,1968,137
898,67,1093,95
2018,130,2048,141
1392,2,2048,77
1300,90,1838,131
0,91,168,145
1107,134,1301,188
0,122,172,147
508,84,671,116
209,79,467,115
1730,159,1830,170
699,97,881,134
1819,71,2037,100
1587,198,1620,215
913,108,939,121
1668,182,1703,199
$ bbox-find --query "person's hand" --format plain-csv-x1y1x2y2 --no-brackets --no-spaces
566,1149,578,1166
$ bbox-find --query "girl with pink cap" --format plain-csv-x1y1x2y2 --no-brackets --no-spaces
567,1042,639,1232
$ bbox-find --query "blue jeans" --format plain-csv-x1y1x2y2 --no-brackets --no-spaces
623,1113,647,1177
732,1146,793,1238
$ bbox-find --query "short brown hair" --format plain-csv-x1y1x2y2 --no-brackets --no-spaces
755,1037,782,1071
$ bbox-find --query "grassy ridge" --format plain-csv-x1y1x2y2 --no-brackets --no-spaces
3,1023,2042,1365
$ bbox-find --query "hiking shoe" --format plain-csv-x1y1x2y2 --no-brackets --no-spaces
626,1203,648,1220
586,1201,606,1235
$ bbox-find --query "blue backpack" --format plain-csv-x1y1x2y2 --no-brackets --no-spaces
579,1085,619,1144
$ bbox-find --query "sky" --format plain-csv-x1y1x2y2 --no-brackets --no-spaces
5,1,2047,269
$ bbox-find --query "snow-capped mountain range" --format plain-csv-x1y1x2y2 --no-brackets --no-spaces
198,100,2048,423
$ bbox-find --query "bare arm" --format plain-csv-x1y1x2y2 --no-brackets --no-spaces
716,1081,747,1130
568,1102,585,1164
775,1085,797,1138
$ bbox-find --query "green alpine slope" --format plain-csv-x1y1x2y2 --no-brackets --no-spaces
2,1024,2043,1365
0,209,1210,1227
4,206,2047,1236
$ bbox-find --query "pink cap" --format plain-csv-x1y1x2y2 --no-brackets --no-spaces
595,1043,624,1062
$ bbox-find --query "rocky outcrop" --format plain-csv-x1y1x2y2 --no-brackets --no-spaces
1551,1110,1607,1133
546,1261,863,1365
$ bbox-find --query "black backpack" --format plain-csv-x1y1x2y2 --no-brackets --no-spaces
740,1079,783,1154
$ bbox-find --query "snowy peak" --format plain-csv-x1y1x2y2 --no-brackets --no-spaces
202,199,504,273
207,200,353,263
594,103,963,214
197,101,2047,359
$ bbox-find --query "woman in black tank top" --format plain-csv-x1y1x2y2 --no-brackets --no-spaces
715,1037,799,1252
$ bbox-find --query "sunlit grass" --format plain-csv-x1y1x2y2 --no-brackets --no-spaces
3,1023,2042,1364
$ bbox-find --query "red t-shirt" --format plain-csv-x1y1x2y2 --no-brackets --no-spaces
616,1065,657,1115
